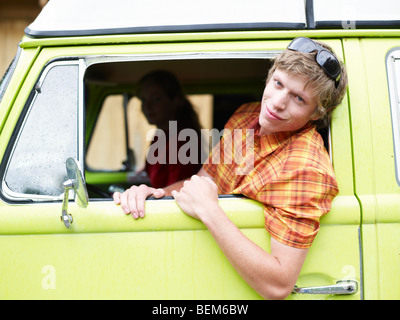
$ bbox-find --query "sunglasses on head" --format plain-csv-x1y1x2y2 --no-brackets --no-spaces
287,37,341,88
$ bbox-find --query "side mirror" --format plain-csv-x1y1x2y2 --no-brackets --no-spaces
61,158,88,228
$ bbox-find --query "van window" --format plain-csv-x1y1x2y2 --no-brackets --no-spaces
83,54,334,196
2,62,79,199
86,93,213,172
86,94,153,172
84,56,268,180
387,49,400,185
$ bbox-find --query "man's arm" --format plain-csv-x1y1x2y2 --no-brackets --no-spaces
171,175,308,300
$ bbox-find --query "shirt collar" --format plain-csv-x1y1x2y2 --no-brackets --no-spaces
249,117,312,157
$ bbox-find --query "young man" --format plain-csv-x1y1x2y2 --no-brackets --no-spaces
113,37,348,299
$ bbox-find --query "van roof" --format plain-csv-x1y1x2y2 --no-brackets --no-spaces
25,0,400,38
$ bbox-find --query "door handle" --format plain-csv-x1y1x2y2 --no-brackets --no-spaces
292,280,358,295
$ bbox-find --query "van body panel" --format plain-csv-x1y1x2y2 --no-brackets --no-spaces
1,0,399,300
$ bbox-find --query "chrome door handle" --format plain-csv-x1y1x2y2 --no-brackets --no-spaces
292,280,358,295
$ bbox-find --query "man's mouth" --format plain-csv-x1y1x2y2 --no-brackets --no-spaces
265,105,284,121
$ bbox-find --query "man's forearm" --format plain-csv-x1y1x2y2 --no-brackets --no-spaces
199,203,307,300
170,172,307,299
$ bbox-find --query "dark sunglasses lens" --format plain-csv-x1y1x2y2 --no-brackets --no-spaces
317,50,341,78
288,37,317,53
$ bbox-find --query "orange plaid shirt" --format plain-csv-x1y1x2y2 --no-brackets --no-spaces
203,102,338,249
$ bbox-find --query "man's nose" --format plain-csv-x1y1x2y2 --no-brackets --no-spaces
271,90,288,110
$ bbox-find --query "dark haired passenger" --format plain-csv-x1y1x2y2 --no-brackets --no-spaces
137,70,203,188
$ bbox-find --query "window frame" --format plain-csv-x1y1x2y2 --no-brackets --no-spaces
0,59,86,203
387,48,400,186
83,50,335,180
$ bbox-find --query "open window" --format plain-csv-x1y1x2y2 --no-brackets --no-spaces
83,53,271,197
83,52,334,198
0,51,333,203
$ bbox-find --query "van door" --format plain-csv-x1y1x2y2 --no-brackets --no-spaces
288,39,361,298
0,40,361,300
346,38,400,300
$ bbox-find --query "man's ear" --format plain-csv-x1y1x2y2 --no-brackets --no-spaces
311,114,321,121
310,106,322,121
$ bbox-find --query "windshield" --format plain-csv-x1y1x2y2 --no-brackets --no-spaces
0,47,21,104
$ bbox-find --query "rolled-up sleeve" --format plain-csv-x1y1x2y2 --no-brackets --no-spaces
261,167,339,249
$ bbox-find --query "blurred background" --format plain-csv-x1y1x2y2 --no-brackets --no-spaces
0,0,47,75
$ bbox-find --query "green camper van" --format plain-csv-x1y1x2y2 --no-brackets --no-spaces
0,0,400,300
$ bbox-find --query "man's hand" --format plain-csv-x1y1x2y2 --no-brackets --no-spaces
113,184,165,219
171,175,219,220
113,168,210,218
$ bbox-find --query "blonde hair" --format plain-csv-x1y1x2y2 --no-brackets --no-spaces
267,40,348,129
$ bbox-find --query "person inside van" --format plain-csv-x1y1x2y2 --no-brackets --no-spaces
114,37,348,299
137,70,203,188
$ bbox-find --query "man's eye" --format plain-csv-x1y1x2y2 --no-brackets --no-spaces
275,80,282,87
296,96,304,102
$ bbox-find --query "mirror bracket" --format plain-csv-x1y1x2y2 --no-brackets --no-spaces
60,158,88,229
61,179,74,228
